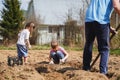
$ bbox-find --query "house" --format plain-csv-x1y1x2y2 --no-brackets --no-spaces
36,24,64,45
26,0,83,45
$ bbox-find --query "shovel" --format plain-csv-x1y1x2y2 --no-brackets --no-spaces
90,24,120,69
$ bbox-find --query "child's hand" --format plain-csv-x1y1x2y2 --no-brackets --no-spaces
28,45,31,49
49,61,54,64
60,59,65,63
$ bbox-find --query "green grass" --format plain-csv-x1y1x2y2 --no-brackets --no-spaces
0,45,50,50
110,49,120,56
0,45,119,55
32,45,50,50
60,46,83,51
0,45,16,50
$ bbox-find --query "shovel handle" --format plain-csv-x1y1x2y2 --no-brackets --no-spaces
90,24,120,69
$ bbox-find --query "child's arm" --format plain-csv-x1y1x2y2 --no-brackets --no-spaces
25,31,31,49
48,51,54,64
61,48,69,62
49,54,52,61
25,39,31,49
63,50,69,60
49,54,54,64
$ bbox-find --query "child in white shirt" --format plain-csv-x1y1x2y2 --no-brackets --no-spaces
17,22,35,64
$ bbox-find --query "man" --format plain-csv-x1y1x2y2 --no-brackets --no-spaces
17,22,35,64
83,0,120,74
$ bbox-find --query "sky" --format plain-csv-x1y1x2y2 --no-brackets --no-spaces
19,0,31,10
0,0,31,10
0,0,85,25
33,0,82,25
0,0,31,19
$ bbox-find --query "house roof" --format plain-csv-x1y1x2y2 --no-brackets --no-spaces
28,0,82,25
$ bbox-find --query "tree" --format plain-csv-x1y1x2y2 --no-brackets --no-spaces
79,0,89,25
63,9,82,47
78,0,89,46
0,0,24,45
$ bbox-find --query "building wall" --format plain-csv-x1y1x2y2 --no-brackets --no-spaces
36,25,64,45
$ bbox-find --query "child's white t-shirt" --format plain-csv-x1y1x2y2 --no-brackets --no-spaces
17,29,30,45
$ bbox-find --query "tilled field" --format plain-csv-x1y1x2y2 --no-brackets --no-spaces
0,50,120,80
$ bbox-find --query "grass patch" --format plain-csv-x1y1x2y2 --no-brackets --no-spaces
32,45,83,51
61,46,82,51
0,45,16,50
0,45,50,50
0,45,119,56
110,49,120,56
32,45,50,50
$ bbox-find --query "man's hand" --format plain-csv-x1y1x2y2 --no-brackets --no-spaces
110,27,118,34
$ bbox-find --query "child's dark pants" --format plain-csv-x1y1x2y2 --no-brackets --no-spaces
50,51,64,64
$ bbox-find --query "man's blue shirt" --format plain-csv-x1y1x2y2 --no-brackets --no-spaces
85,0,113,24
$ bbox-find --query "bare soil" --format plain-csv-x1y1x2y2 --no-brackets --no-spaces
0,50,120,80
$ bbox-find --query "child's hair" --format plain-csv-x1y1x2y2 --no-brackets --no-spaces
51,40,58,49
25,22,35,29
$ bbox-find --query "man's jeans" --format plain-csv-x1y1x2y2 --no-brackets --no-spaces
83,21,110,74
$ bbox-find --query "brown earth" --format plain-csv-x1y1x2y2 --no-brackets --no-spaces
0,50,120,80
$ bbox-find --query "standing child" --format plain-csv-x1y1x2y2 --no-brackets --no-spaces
49,40,69,64
17,22,35,64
